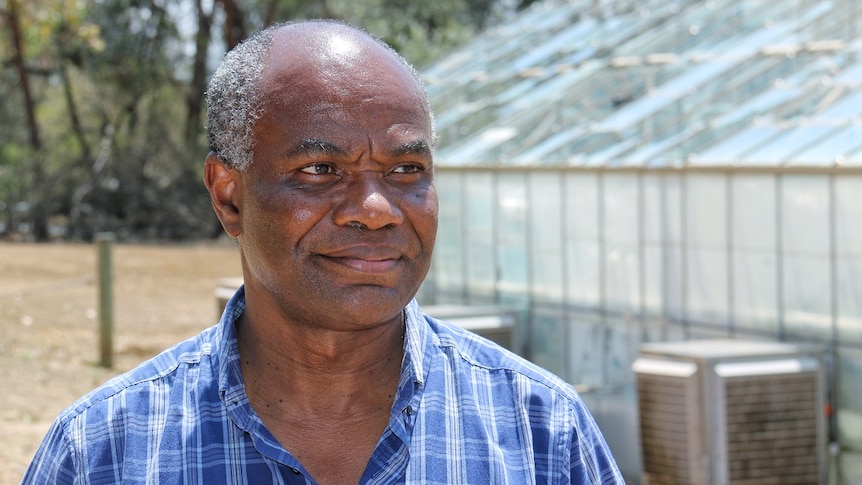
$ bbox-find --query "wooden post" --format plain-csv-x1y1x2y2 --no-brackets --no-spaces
95,232,115,368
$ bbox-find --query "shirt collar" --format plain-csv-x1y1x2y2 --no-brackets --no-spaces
215,287,255,431
392,299,430,415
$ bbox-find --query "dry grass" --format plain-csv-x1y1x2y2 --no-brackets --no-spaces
0,242,242,484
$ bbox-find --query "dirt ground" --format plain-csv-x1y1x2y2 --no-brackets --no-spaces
0,242,242,484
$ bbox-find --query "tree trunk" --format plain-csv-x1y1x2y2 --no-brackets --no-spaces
58,54,92,159
7,0,42,150
186,0,213,141
7,0,50,240
218,0,246,50
264,0,279,26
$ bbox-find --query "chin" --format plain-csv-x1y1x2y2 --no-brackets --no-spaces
329,286,414,324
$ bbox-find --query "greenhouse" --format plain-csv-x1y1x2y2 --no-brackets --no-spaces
418,0,862,482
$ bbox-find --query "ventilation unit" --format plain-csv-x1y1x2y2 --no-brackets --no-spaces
633,339,825,485
422,304,519,353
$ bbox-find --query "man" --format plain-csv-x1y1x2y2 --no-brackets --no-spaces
23,20,624,484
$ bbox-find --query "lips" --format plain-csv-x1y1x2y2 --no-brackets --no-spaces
319,245,403,273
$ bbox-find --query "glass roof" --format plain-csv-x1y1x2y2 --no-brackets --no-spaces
423,0,862,168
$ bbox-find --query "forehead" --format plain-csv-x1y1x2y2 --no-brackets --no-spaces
256,26,430,130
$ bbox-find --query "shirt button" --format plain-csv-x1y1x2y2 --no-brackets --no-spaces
289,467,301,474
405,406,413,416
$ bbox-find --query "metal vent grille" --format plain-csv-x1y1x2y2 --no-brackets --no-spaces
724,373,819,483
634,357,701,485
638,373,692,484
634,340,824,485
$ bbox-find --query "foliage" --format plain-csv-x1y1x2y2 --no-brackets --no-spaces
0,0,511,241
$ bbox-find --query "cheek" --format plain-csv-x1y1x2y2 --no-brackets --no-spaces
293,207,316,225
413,186,439,242
254,185,329,229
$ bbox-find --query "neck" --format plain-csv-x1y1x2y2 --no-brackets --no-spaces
236,305,405,416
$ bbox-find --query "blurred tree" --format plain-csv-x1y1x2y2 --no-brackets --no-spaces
237,0,501,66
0,0,512,241
1,0,98,239
5,0,41,151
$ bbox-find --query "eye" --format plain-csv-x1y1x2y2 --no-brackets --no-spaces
391,163,424,174
299,163,337,175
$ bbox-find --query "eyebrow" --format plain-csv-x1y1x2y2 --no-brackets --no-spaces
287,138,433,159
288,139,348,158
391,140,433,158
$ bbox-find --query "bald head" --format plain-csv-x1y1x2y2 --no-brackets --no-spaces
205,20,433,171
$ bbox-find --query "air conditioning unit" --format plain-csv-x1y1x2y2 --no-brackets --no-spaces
422,304,519,353
633,339,825,485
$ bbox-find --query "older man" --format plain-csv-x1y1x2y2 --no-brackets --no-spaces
23,20,624,484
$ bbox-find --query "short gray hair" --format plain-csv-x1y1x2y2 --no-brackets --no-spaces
205,25,277,171
205,20,434,172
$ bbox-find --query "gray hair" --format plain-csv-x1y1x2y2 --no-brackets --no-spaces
205,25,276,171
205,20,434,172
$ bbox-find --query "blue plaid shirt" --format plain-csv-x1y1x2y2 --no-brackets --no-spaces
23,288,624,484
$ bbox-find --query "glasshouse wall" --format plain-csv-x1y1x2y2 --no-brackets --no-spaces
419,165,862,481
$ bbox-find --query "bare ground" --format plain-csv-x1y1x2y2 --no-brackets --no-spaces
0,242,242,484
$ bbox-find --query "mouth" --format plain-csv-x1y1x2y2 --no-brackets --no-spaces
319,246,404,274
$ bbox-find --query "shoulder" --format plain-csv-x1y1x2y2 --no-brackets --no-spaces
58,324,221,425
415,312,625,482
22,325,224,483
422,313,579,401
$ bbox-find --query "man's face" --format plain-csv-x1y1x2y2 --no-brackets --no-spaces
232,30,437,330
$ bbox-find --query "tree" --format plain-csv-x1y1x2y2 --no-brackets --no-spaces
0,0,508,241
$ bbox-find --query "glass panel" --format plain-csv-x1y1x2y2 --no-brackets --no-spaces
685,174,729,325
465,172,496,300
663,174,683,243
603,173,641,313
837,260,862,343
818,90,862,119
791,125,862,165
686,248,729,325
567,241,601,309
731,175,779,332
529,308,567,379
603,316,639,385
741,124,839,164
837,348,862,453
686,174,728,247
641,174,664,315
529,172,564,302
782,256,831,337
643,246,664,315
496,173,528,299
732,252,779,332
432,171,465,302
781,175,830,255
710,87,804,128
567,313,605,386
664,174,685,321
835,176,862,343
604,242,641,314
565,173,601,308
665,245,686,322
781,174,832,338
642,174,668,315
732,174,777,248
835,176,862,255
691,126,782,165
603,173,639,245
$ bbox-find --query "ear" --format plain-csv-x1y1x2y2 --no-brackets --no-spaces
204,151,242,238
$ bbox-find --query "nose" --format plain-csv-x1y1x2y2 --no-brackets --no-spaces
333,173,404,230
